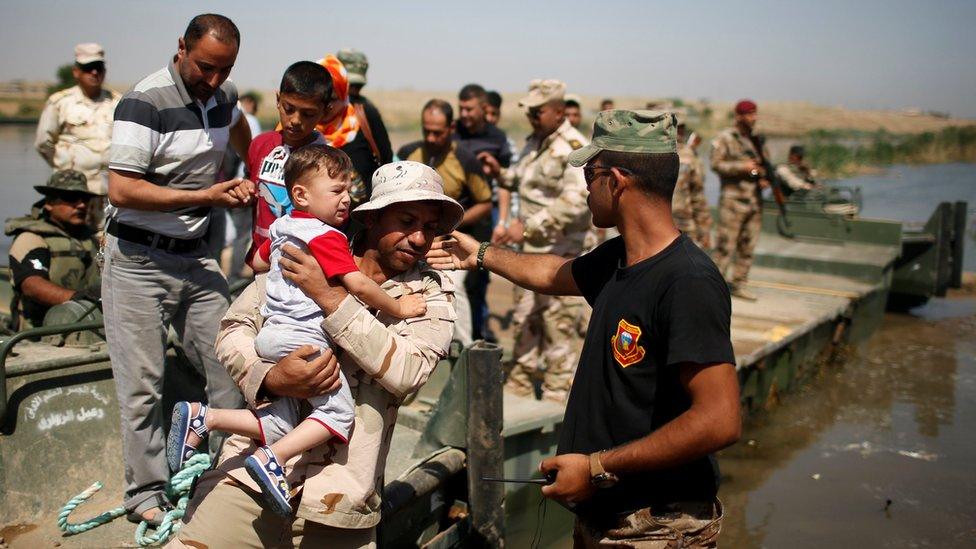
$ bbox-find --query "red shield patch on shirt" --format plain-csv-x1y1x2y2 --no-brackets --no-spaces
611,319,646,368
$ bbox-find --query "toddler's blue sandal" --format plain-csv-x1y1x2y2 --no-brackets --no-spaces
245,445,292,517
167,401,208,473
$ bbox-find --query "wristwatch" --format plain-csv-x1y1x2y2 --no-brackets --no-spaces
589,451,619,489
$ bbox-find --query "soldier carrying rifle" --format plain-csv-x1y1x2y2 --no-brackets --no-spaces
709,99,775,301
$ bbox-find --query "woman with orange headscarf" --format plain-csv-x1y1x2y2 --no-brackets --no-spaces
315,55,385,205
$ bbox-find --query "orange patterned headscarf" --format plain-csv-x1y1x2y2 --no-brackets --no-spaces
315,55,360,148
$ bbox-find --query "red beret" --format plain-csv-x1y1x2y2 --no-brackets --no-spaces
735,100,757,115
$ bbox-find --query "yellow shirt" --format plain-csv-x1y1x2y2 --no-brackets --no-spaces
404,142,492,206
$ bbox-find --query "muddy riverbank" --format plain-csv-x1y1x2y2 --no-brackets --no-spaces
717,292,976,548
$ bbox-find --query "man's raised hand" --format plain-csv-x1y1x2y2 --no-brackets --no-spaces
477,151,501,179
426,231,480,271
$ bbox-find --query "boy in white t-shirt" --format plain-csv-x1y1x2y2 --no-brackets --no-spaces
166,145,425,516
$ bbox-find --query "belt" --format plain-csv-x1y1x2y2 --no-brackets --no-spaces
106,219,203,254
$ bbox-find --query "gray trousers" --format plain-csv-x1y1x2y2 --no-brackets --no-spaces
227,207,252,281
101,234,244,512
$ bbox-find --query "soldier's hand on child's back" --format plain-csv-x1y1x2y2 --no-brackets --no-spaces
397,292,427,319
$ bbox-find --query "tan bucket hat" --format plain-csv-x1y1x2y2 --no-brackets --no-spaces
352,161,464,235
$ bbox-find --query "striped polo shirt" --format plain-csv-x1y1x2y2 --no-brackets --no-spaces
109,60,240,239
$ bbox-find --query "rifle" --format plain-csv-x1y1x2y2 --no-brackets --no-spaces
747,134,794,238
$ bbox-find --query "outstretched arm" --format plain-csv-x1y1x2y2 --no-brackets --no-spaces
540,362,741,504
109,169,254,211
426,231,580,296
339,270,426,319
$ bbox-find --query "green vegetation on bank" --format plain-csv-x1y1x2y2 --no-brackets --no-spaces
804,126,976,178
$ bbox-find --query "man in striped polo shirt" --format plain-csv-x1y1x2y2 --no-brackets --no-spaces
103,13,252,525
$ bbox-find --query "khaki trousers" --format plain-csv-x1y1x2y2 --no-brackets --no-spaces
505,286,587,402
713,190,762,286
166,469,376,549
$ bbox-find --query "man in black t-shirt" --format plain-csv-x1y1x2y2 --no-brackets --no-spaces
427,110,741,547
455,83,515,341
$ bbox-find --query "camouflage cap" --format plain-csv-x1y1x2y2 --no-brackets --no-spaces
34,169,97,197
336,48,368,86
518,79,566,108
74,43,104,64
568,110,677,167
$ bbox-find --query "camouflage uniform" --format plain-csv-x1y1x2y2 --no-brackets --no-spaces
500,111,592,401
175,268,455,546
673,143,712,248
35,84,120,229
35,85,120,195
710,127,769,288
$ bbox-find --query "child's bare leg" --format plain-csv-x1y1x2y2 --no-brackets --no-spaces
208,408,263,440
182,403,262,446
259,419,334,464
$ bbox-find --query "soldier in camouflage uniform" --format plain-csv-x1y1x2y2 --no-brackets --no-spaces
5,170,100,330
673,117,712,248
710,99,769,301
171,161,458,547
34,43,120,229
480,79,592,402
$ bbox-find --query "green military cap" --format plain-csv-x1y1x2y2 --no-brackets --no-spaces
568,109,677,167
337,48,369,86
34,169,96,197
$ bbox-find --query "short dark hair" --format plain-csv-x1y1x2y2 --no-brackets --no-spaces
565,97,580,108
283,145,354,197
280,61,334,106
789,145,805,157
422,99,454,125
486,90,502,110
183,14,240,51
596,150,680,201
458,83,487,103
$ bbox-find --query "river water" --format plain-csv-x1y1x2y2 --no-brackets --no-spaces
1,125,974,547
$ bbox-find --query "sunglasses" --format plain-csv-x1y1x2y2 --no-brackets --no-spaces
51,191,93,203
583,165,632,185
76,62,106,74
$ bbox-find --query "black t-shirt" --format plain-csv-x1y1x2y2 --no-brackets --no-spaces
454,123,513,168
561,234,735,519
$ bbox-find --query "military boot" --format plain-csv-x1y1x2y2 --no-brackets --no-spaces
730,283,758,301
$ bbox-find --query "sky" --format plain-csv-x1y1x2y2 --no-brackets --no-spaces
2,0,975,117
